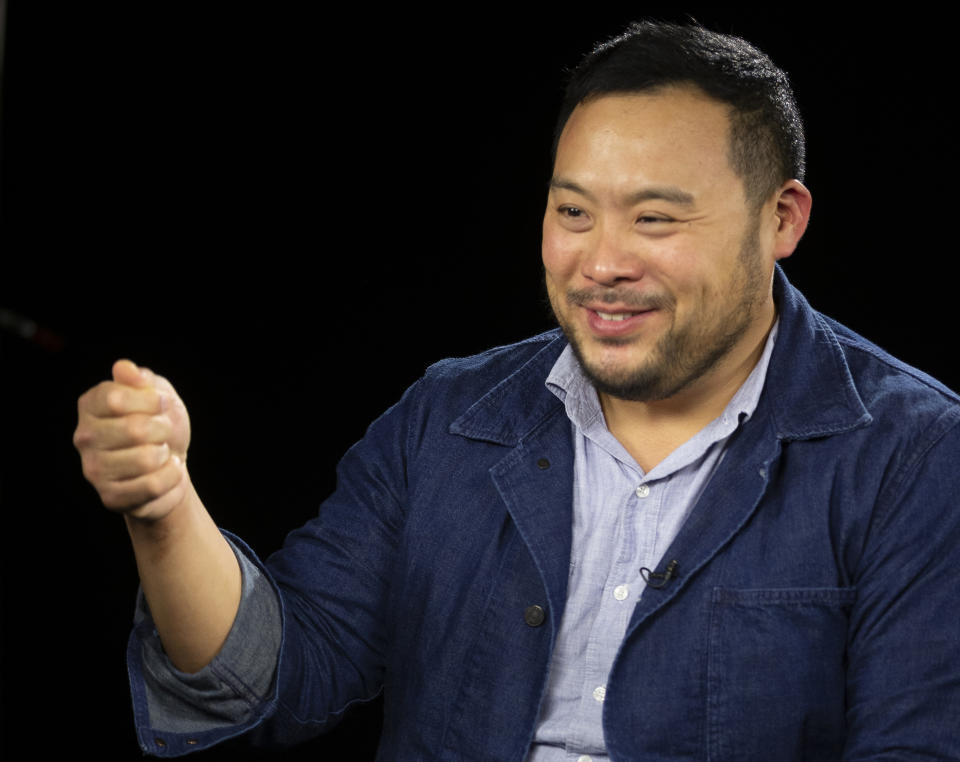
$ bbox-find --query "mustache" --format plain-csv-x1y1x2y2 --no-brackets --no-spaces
566,288,675,311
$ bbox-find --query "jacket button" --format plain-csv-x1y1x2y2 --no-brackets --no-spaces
524,604,546,627
537,458,550,470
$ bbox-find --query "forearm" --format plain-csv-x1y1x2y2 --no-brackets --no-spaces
126,472,241,674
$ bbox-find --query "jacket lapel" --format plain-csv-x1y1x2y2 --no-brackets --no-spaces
626,407,783,631
488,408,575,633
449,332,575,632
627,268,873,631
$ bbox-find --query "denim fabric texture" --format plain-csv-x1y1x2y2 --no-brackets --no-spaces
129,268,960,760
129,535,281,750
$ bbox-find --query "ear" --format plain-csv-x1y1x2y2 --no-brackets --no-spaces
771,179,812,261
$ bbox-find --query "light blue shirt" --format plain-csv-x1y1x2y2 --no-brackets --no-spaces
528,323,778,762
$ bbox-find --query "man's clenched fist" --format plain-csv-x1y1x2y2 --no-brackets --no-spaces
74,360,192,522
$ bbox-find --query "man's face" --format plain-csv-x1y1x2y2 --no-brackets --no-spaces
542,88,779,403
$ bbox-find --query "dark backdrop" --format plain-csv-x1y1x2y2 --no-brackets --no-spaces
2,5,956,759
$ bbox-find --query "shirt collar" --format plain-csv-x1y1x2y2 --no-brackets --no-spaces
546,321,779,457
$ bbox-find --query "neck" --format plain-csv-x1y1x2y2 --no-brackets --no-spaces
600,306,775,471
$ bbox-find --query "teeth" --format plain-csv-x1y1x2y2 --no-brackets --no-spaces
597,311,631,321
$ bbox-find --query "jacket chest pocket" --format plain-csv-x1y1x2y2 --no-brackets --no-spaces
706,587,856,761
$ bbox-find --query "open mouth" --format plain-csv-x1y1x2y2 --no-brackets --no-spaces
586,307,657,335
596,310,645,322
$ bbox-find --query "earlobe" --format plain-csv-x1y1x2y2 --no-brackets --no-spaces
772,180,812,260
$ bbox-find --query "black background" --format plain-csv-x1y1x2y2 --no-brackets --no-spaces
2,4,957,759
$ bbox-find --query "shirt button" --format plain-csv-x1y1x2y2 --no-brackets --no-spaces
613,584,629,601
592,685,606,702
524,605,546,627
635,484,650,498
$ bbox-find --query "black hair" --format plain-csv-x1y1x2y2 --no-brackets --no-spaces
554,21,805,207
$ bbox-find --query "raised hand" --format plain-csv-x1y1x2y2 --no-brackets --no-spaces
74,359,192,522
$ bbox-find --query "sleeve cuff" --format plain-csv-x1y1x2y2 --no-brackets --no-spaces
127,530,282,756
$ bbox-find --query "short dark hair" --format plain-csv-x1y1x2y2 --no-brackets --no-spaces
553,21,806,207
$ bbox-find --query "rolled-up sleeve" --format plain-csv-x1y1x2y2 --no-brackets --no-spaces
126,531,282,757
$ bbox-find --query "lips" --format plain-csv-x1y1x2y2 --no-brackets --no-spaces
596,310,639,322
585,306,657,337
564,288,672,338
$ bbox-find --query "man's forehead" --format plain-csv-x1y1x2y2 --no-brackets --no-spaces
553,88,742,199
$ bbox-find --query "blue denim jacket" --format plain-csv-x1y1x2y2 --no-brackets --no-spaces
131,269,960,760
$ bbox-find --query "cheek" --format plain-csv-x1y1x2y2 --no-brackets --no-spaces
541,221,577,278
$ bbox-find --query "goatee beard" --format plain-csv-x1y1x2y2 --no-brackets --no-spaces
551,223,766,403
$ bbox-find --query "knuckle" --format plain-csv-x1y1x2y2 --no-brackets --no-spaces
72,424,89,450
81,453,102,482
99,485,125,510
105,387,127,415
142,471,167,498
103,388,123,415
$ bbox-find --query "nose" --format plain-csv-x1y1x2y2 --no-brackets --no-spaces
580,222,645,287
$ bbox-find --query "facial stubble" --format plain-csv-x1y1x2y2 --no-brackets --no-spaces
552,220,768,403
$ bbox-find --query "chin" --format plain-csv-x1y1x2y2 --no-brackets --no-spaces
572,344,677,402
584,366,680,403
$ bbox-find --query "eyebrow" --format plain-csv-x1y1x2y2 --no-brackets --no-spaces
549,177,696,207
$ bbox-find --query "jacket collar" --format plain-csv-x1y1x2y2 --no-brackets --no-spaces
450,266,872,445
449,332,568,445
763,265,872,440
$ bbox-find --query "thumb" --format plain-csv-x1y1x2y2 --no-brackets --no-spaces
112,359,153,388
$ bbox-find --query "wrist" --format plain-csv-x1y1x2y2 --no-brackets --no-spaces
124,471,200,548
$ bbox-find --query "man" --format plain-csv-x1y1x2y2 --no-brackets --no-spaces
74,21,960,760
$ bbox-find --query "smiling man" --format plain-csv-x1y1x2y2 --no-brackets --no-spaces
75,21,960,761
542,86,810,472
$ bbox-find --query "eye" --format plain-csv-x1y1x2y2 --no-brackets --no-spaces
555,204,592,231
636,214,672,225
